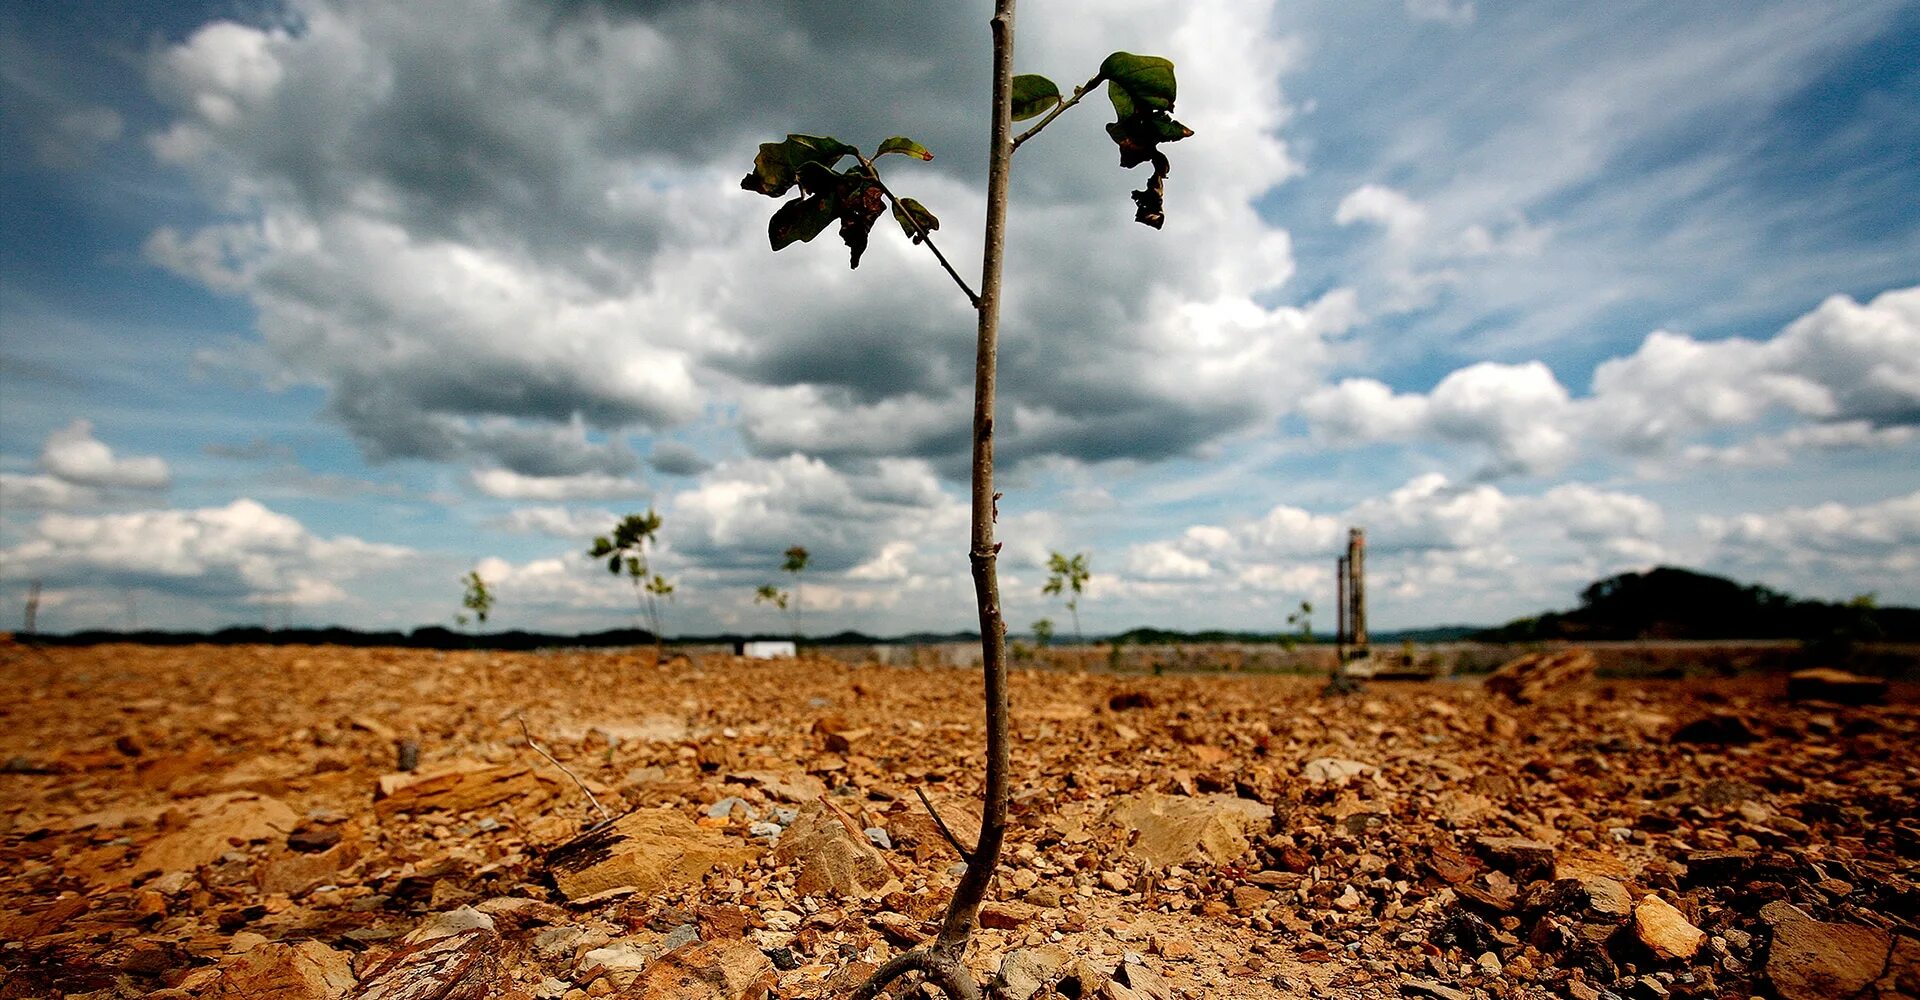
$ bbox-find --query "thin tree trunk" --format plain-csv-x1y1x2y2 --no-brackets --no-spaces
853,2,1016,996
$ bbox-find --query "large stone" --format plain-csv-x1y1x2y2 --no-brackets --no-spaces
621,940,776,1000
1106,792,1270,868
135,792,300,878
996,946,1071,1000
771,799,896,899
353,927,501,1000
546,809,760,901
1303,758,1376,784
1761,901,1892,1000
1484,649,1595,703
374,762,550,818
205,940,355,1000
1787,668,1888,706
1632,894,1704,961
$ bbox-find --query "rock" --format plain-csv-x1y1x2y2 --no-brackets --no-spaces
980,900,1039,929
258,841,361,897
374,763,550,817
134,792,300,877
1669,713,1761,745
1787,667,1888,705
1571,876,1633,922
624,940,775,1000
404,905,495,945
1473,835,1556,876
353,928,501,999
770,799,896,899
722,769,827,804
1761,901,1892,1000
1303,757,1376,784
579,940,652,985
862,826,891,850
1105,792,1270,868
1632,894,1704,960
883,792,982,862
1484,649,1595,703
1111,959,1172,1000
1400,977,1471,1000
997,946,1071,1000
1876,934,1919,999
545,809,760,901
205,940,356,999
288,819,343,853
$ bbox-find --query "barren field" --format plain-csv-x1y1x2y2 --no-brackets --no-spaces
2,642,1916,1000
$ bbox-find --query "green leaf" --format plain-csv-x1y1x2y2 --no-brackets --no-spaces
890,197,939,244
768,192,837,251
1099,52,1176,112
876,136,933,161
1011,74,1061,121
607,554,621,575
740,134,859,197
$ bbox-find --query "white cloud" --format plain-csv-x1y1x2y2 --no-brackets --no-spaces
1404,0,1476,26
490,505,618,540
1304,285,1920,477
0,498,409,606
0,473,91,510
1701,490,1920,597
469,469,648,501
39,420,171,490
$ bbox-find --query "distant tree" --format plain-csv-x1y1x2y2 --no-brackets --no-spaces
1283,599,1312,650
1030,617,1054,647
1043,550,1090,644
783,545,810,636
455,570,493,630
588,510,673,656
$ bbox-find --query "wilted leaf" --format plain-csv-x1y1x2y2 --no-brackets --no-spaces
1011,74,1061,121
838,182,888,268
877,136,934,161
890,197,939,244
1099,52,1176,112
769,193,837,251
740,134,859,197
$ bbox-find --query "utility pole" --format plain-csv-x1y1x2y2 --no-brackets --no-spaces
1328,527,1368,695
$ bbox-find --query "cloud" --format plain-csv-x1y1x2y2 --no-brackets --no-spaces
469,469,649,501
1304,285,1920,477
648,441,713,477
39,420,171,490
0,498,410,607
490,506,618,540
145,0,1333,478
1702,490,1920,597
0,473,91,510
1404,0,1476,26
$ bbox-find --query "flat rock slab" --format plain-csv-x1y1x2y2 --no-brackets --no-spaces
354,927,501,1000
374,762,550,818
1633,893,1704,960
135,792,299,878
1106,792,1270,868
546,808,760,901
619,940,775,1000
1787,668,1888,705
1761,901,1892,1000
1485,649,1595,703
206,940,355,1000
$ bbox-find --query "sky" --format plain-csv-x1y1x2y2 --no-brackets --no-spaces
2,0,1918,636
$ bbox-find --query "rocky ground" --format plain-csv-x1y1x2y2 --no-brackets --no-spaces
0,641,1914,1000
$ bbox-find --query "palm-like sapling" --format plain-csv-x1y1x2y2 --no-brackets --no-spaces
454,570,493,630
741,4,1190,994
588,511,673,658
1043,550,1091,645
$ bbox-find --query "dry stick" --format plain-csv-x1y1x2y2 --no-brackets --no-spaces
516,716,612,828
914,786,976,864
853,2,1018,997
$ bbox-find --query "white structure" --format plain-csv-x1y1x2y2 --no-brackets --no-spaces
738,640,797,659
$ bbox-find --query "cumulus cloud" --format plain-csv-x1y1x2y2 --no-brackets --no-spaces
0,473,91,510
1701,490,1920,597
0,498,410,606
144,0,1337,480
1303,285,1920,477
39,420,171,490
490,505,618,540
470,469,648,501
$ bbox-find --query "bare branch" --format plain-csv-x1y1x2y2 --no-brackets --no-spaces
1010,72,1102,153
516,716,612,828
914,786,976,864
855,154,981,308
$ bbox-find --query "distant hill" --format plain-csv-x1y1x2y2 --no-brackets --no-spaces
1477,566,1920,642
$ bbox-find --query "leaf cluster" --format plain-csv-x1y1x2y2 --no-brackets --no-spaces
741,135,940,268
1013,52,1193,228
1042,551,1090,607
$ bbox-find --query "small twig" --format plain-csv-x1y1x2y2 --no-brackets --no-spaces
855,154,981,308
915,786,976,864
1010,73,1102,153
517,716,612,828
